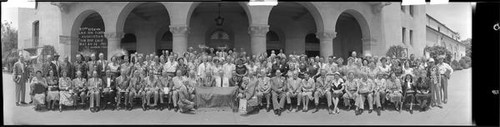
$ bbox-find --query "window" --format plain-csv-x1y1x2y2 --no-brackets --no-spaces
402,27,406,44
409,5,414,16
409,30,414,45
305,33,319,44
32,21,39,47
266,31,279,42
438,26,440,32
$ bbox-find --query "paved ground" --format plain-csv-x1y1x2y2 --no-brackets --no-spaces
3,69,472,125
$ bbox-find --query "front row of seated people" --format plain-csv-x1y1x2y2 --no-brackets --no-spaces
29,68,432,116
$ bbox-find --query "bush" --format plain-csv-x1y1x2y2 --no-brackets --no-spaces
424,46,452,64
386,45,406,58
451,60,462,70
460,56,471,69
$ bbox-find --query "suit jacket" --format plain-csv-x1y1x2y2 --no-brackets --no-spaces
13,61,28,84
271,76,286,93
49,61,60,77
102,76,116,91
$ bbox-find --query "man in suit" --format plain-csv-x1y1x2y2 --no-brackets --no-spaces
313,70,332,114
97,53,108,77
102,70,116,110
13,54,28,106
271,70,287,116
49,54,61,78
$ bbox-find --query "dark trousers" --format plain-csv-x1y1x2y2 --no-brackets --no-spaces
15,82,26,103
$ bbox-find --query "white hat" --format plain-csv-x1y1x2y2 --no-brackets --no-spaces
428,58,435,62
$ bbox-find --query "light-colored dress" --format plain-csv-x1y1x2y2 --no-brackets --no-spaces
59,77,74,106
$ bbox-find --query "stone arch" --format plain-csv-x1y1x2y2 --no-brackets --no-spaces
295,2,325,33
186,2,252,26
338,9,371,41
70,10,104,42
115,2,172,34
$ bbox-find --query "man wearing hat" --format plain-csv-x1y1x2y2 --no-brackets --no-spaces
49,54,61,77
13,53,29,106
436,55,453,104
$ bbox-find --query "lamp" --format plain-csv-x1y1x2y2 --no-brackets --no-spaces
214,3,224,26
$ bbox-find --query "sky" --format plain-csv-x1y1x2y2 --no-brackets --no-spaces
2,1,472,41
426,2,473,41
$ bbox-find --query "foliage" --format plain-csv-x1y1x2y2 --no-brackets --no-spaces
451,60,462,70
1,21,18,60
424,46,452,64
385,45,406,58
460,56,471,69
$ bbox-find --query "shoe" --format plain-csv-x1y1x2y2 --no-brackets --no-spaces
328,109,333,114
355,109,361,116
368,109,373,113
376,109,381,116
174,107,179,112
410,109,413,114
277,110,282,116
21,102,28,105
295,107,300,112
312,107,319,113
437,105,443,109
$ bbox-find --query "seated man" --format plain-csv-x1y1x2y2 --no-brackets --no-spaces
255,70,271,111
355,73,374,115
286,71,302,112
313,70,332,113
127,70,144,111
271,70,287,116
73,71,88,107
201,71,216,87
87,71,103,112
102,70,116,110
342,71,358,111
177,80,196,113
158,71,172,110
115,70,129,110
144,72,160,109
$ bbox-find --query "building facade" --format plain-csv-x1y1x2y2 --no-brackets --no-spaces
425,14,467,61
17,2,464,61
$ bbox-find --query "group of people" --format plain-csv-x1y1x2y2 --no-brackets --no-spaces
12,47,453,116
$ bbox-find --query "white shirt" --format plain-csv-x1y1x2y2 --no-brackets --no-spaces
222,63,235,78
437,62,453,75
163,61,178,73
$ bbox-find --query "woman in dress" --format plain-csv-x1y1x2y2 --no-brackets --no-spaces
212,58,223,87
386,72,403,112
58,70,75,111
301,73,315,112
46,70,60,110
330,72,344,114
31,70,47,111
402,74,417,114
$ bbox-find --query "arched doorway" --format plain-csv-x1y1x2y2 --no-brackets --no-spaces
333,11,364,60
305,33,320,57
77,12,106,58
121,33,137,54
189,2,250,53
268,2,320,56
121,3,170,54
266,30,284,56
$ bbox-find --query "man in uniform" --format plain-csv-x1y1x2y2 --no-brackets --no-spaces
13,54,28,106
313,70,332,114
271,70,287,116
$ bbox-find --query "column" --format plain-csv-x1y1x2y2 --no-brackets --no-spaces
248,24,269,55
170,25,189,55
105,32,124,60
317,31,336,57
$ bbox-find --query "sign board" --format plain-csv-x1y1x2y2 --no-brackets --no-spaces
78,27,107,58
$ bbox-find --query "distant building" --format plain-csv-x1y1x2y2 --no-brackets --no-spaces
426,14,467,60
17,2,465,61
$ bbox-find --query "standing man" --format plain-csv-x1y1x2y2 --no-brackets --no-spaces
97,53,108,77
50,54,61,77
270,70,287,116
13,54,28,106
427,58,443,108
436,55,453,104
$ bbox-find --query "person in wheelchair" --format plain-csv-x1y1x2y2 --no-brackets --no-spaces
101,70,116,110
88,71,103,112
72,71,88,109
402,74,417,114
115,70,129,110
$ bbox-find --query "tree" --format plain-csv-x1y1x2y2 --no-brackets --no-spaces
424,46,452,64
1,21,18,56
386,45,406,58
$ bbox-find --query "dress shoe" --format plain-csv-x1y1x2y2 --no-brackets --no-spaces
328,109,333,114
410,109,413,114
376,109,381,116
20,102,28,105
277,110,282,116
368,109,373,113
312,108,319,113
